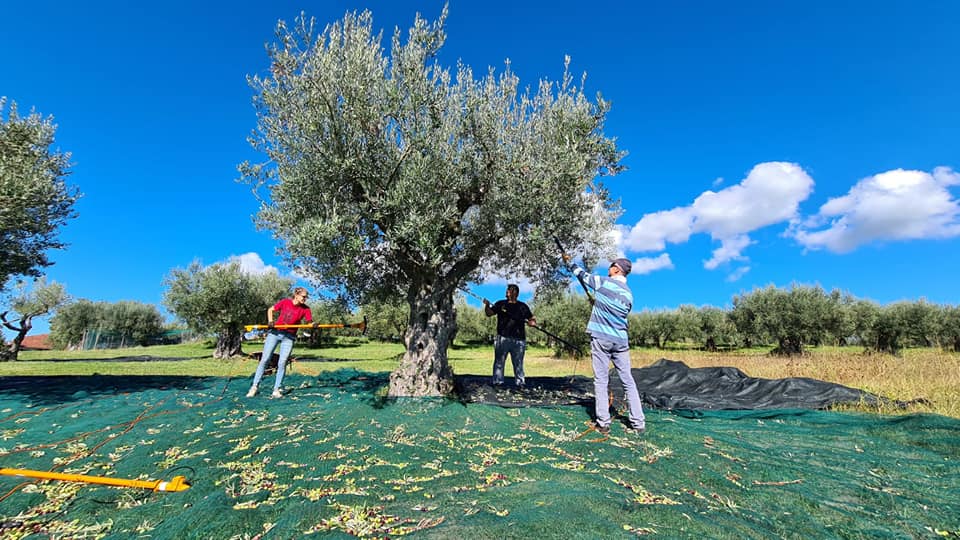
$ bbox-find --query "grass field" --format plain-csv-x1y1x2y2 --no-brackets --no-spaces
6,340,960,417
3,341,959,538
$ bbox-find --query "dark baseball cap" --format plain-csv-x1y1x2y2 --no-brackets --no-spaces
611,258,632,275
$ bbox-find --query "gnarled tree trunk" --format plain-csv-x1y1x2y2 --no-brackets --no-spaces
215,326,243,359
389,283,456,397
1,312,32,361
773,335,803,356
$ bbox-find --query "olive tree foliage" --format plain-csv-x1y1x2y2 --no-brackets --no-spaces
49,299,100,349
847,299,880,348
646,311,679,349
0,98,80,291
305,297,353,345
241,8,623,396
862,302,911,355
49,300,164,349
730,284,838,356
163,261,293,359
453,298,495,345
935,305,960,352
359,297,409,343
898,300,939,348
1,278,68,360
628,311,657,348
695,306,738,351
531,291,592,357
100,302,165,347
674,305,703,347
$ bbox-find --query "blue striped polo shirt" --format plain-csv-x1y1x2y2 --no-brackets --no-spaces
572,264,633,346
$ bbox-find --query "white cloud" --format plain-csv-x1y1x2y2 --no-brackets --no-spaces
623,207,695,251
689,162,814,239
726,266,751,282
619,162,814,270
227,252,279,276
704,234,752,270
792,167,960,253
630,253,674,275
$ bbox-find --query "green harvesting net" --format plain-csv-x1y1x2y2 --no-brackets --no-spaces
1,369,958,539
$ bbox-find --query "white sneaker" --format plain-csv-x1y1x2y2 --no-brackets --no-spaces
246,387,257,398
271,390,283,398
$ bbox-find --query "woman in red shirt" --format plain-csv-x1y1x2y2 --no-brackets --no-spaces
246,287,313,398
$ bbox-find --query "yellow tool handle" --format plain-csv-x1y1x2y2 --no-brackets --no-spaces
0,468,190,492
244,322,365,331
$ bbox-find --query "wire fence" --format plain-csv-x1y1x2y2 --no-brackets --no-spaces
79,329,199,350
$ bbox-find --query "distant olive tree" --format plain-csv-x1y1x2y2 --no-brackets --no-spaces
305,297,352,346
899,300,939,348
531,292,592,356
1,278,68,360
359,297,409,343
650,311,679,349
163,261,293,358
49,299,165,349
673,305,703,347
0,98,80,290
864,302,911,355
731,284,836,356
628,311,657,348
935,305,960,352
848,299,880,349
729,293,762,349
49,299,100,349
698,306,738,351
241,8,623,395
453,298,495,345
99,301,165,347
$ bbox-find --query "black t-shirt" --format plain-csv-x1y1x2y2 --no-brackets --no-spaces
492,300,533,340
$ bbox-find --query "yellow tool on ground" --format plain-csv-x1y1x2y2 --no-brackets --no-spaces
0,468,191,492
244,317,367,334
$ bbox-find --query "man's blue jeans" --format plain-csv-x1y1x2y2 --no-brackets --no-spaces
250,330,295,392
493,335,526,386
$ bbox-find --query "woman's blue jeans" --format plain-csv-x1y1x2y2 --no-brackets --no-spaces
250,330,295,392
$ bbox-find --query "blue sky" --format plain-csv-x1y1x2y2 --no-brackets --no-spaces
4,1,959,336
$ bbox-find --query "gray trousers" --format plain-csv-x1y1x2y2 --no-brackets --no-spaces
591,338,645,429
492,335,526,385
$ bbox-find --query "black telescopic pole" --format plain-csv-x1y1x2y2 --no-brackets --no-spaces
529,324,583,357
458,286,488,304
553,236,595,304
459,286,583,356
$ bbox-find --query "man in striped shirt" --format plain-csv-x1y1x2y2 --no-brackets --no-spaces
564,256,646,435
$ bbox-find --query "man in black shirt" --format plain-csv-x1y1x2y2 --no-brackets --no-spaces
483,284,536,387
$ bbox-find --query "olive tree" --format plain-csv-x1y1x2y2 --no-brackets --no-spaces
628,311,658,348
163,261,293,358
99,301,165,347
242,8,623,395
848,299,880,349
697,306,737,351
935,305,960,352
731,284,835,355
0,98,79,290
865,302,911,355
453,298,495,345
532,292,592,356
49,299,100,349
674,305,703,346
359,297,409,343
49,299,165,349
1,278,68,360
